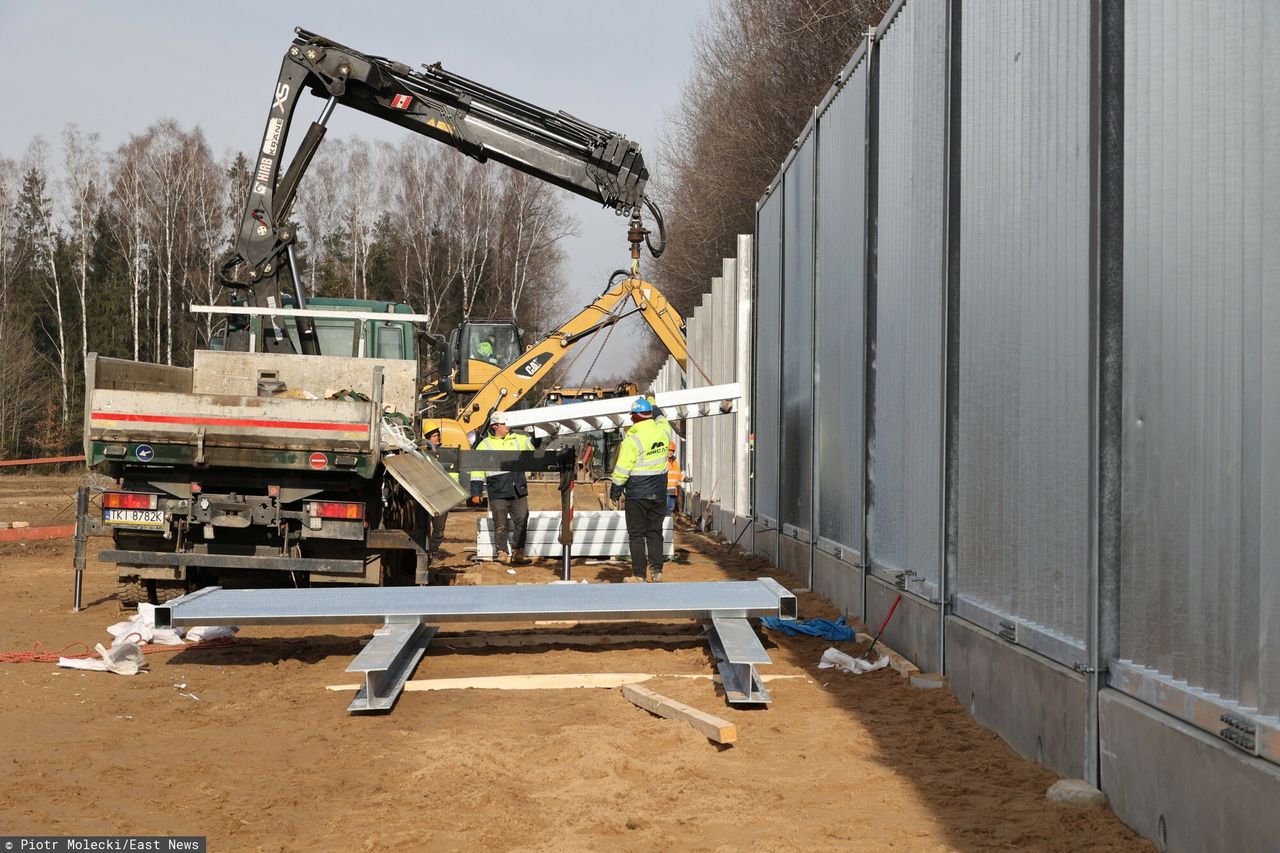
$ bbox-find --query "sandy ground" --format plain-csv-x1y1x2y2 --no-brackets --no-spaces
0,475,1150,851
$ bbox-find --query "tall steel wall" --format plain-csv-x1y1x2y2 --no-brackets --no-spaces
813,55,868,558
869,0,947,591
1118,0,1280,719
779,134,817,537
754,195,783,525
954,0,1092,654
744,0,1280,833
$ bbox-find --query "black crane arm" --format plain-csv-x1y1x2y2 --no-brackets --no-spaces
220,28,664,307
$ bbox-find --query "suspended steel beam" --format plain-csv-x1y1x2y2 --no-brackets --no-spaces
502,383,742,438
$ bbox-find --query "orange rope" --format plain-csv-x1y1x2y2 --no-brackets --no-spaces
0,634,248,664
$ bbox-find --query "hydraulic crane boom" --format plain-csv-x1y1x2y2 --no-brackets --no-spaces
219,28,666,353
446,276,686,436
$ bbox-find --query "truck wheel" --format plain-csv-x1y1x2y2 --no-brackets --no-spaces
148,580,189,603
117,577,146,610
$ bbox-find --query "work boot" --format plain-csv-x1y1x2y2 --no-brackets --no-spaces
496,551,510,565
623,575,645,584
650,569,663,583
512,549,531,565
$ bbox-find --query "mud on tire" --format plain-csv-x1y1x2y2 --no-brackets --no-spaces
117,577,147,609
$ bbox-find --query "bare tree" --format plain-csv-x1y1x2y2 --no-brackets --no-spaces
293,146,340,296
654,0,887,309
141,120,201,364
0,157,30,316
441,152,498,318
22,139,72,424
339,138,381,300
494,172,576,325
105,133,151,360
62,124,102,377
188,147,232,345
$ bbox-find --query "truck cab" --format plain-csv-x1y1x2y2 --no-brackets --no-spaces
215,298,420,362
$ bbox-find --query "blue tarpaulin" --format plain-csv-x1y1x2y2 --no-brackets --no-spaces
760,615,854,642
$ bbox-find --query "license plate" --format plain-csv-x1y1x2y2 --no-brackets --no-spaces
103,508,166,527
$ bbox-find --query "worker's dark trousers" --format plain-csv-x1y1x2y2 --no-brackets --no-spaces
489,496,529,554
429,511,448,552
624,498,666,577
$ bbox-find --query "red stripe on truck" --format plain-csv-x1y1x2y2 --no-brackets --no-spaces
91,412,369,433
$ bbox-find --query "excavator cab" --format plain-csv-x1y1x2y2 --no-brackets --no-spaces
438,320,524,393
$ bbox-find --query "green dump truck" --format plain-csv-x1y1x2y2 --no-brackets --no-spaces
81,300,464,606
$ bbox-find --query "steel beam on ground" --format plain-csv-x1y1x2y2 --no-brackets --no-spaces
708,616,773,704
346,619,437,714
156,579,797,628
156,579,797,716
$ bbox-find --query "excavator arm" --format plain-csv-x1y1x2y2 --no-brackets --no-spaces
220,28,665,352
453,277,685,433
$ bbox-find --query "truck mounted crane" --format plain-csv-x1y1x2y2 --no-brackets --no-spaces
218,28,665,355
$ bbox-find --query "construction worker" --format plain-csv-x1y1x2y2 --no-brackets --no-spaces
666,444,681,515
475,334,499,365
611,397,675,582
424,426,456,558
470,411,534,564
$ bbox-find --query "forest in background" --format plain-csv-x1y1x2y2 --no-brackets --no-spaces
640,0,889,380
0,0,890,458
0,124,574,459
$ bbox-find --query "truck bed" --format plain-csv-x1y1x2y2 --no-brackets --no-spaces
84,352,415,474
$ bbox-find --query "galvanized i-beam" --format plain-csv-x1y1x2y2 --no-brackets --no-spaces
157,579,796,715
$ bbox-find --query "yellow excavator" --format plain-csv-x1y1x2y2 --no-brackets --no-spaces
541,382,639,406
423,275,685,447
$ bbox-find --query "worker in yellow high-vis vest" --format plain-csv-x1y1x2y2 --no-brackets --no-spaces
610,397,675,582
470,411,535,564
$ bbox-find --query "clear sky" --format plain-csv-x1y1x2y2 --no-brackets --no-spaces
0,0,709,375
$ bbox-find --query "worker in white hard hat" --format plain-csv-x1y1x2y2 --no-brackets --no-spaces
470,410,534,564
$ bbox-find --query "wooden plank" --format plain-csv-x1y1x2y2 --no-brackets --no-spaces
621,683,737,744
435,633,705,649
327,672,656,692
855,632,920,679
324,672,805,693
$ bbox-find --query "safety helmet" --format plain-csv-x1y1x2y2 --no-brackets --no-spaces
630,397,654,415
489,410,508,426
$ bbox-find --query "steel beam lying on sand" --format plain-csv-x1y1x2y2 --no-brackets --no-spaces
707,616,774,704
156,579,796,715
347,620,437,714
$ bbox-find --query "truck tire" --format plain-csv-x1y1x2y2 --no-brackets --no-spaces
118,577,146,610
148,580,189,604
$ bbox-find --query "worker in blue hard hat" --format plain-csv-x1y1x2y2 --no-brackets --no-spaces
610,396,675,582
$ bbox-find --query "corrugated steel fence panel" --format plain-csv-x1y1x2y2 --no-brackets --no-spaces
754,192,783,525
1119,0,1280,717
867,0,947,588
734,235,755,519
779,134,817,537
813,61,868,556
954,0,1091,653
718,261,737,509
